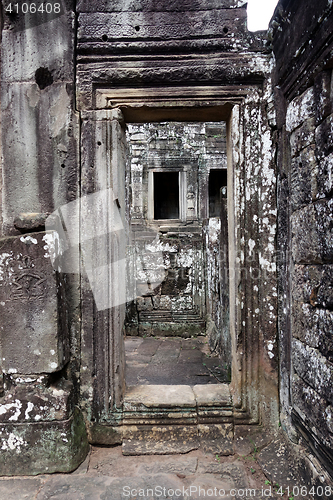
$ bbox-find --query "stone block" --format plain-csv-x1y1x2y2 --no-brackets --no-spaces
14,213,48,232
78,9,247,43
123,385,196,409
0,408,89,476
0,378,74,423
314,70,332,126
193,384,232,406
316,113,333,159
122,424,199,455
292,303,333,360
138,324,153,337
1,82,79,228
291,200,333,264
292,374,333,451
290,117,315,157
87,424,122,445
286,87,315,133
316,153,333,199
290,146,318,212
136,297,153,311
292,264,333,308
292,339,333,405
257,437,302,489
0,232,69,375
234,425,273,456
198,423,234,455
77,0,248,13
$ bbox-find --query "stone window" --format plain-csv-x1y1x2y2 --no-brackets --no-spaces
209,169,227,217
153,171,179,219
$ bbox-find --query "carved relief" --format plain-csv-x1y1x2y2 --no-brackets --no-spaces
4,254,46,301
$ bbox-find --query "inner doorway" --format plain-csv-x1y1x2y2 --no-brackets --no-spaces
124,121,231,387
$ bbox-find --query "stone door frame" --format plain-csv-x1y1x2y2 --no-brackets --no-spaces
79,84,278,443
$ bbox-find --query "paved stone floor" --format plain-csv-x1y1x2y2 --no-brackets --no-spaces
0,337,313,499
0,442,298,499
125,336,229,386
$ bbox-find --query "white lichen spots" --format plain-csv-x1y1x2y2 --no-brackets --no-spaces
50,350,55,356
0,252,13,281
1,433,27,452
248,239,256,254
42,232,55,260
16,377,36,383
207,218,221,244
7,368,17,374
61,432,69,443
20,236,37,245
253,285,259,292
0,302,5,307
52,388,64,397
255,309,260,314
34,415,42,421
50,362,58,370
0,400,22,422
25,402,34,420
325,406,333,433
267,341,275,359
33,349,41,356
259,253,276,273
266,243,275,254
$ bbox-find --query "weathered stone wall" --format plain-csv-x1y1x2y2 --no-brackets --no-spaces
0,0,282,473
76,0,279,445
272,0,333,482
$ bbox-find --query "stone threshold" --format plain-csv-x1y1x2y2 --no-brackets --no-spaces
122,384,234,455
124,384,232,408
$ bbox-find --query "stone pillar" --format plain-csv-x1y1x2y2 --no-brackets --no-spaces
80,109,127,444
0,3,88,474
0,232,88,475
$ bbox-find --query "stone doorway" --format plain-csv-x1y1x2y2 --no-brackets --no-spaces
118,118,233,454
124,121,231,389
79,93,277,448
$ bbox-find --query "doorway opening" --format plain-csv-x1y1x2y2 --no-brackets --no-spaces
124,121,231,389
153,172,180,220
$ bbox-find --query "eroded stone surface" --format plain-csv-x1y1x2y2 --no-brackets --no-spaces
0,232,69,374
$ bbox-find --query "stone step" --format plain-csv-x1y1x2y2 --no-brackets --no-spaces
122,384,234,455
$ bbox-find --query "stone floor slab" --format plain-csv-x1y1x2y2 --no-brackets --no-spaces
0,444,308,500
125,336,228,385
0,478,46,500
